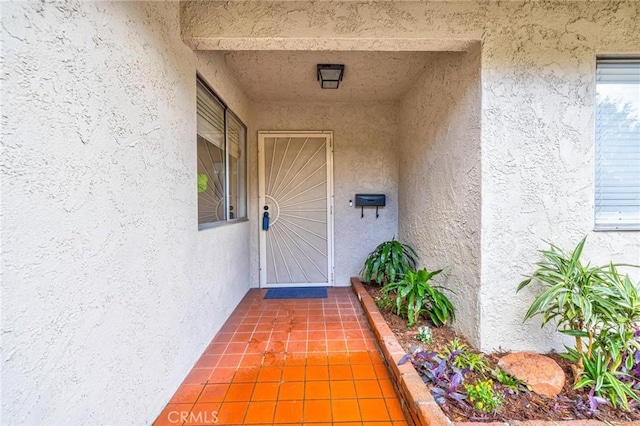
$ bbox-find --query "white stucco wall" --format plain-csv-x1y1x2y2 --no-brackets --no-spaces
1,2,251,424
182,0,640,353
398,49,482,346
478,1,640,352
250,103,399,286
2,4,639,423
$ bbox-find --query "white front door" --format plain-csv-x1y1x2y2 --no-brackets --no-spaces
258,131,334,288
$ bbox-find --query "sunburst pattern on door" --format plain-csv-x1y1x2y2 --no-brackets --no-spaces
260,134,332,286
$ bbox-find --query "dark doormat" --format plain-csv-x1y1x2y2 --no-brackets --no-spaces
264,287,328,299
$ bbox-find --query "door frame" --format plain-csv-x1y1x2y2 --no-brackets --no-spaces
258,131,334,288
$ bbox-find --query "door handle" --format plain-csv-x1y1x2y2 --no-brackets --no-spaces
262,206,270,230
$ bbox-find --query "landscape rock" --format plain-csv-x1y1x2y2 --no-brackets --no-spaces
498,352,565,398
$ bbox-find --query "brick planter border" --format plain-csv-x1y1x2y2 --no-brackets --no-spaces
350,277,634,426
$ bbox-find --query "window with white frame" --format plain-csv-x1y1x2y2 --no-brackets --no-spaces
595,59,640,231
197,77,246,228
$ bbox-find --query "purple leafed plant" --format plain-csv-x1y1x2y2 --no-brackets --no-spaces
431,368,467,404
399,350,468,405
587,387,609,412
447,349,464,362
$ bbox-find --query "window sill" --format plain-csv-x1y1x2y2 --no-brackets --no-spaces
198,217,249,231
594,226,640,232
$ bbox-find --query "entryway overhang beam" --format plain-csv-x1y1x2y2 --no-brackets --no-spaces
183,37,479,52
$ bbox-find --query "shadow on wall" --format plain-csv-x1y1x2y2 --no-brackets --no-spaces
397,45,482,347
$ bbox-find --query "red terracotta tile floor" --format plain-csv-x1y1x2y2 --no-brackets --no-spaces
154,288,408,426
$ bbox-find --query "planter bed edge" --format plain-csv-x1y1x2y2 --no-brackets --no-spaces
350,277,634,426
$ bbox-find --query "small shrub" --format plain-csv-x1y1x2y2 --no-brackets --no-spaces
518,236,640,409
465,379,504,413
425,283,456,326
456,352,488,374
441,338,488,373
383,267,455,327
620,329,640,389
492,368,530,393
374,293,395,311
417,326,433,344
375,293,407,317
517,236,601,358
574,350,638,410
442,337,467,351
361,238,418,286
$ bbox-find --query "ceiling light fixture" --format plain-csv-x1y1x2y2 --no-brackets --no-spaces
317,64,345,89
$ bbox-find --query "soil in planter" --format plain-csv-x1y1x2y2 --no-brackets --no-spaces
362,283,640,423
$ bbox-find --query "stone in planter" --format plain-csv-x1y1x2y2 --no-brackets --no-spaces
498,352,565,398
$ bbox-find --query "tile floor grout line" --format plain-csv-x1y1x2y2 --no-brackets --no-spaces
185,385,208,423
155,289,409,426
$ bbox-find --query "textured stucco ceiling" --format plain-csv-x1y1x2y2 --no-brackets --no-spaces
221,51,440,102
